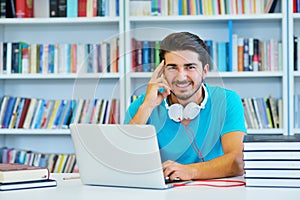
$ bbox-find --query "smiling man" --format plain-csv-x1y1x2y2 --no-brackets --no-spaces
124,32,247,181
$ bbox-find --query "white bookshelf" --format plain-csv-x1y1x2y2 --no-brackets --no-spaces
0,0,294,155
289,1,300,135
0,0,125,153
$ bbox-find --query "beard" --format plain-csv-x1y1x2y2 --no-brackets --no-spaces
171,80,202,101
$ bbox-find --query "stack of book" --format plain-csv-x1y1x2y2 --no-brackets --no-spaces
0,163,56,191
243,134,300,188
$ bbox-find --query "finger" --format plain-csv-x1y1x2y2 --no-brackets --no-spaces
150,61,165,82
156,60,165,78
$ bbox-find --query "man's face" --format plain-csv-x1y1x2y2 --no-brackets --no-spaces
163,50,207,102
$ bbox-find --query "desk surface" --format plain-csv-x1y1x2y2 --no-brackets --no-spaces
0,174,299,200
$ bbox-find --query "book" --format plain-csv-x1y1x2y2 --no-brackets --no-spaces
245,177,300,188
244,150,300,160
0,179,56,191
0,163,49,183
244,160,300,169
245,169,300,178
265,0,279,13
243,134,300,151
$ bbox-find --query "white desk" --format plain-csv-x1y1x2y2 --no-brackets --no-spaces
0,174,299,200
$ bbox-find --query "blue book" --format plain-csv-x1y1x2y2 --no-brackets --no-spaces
178,0,182,15
39,44,43,73
142,41,150,72
2,97,16,128
53,100,66,128
34,100,47,129
115,0,119,16
61,100,73,128
66,0,78,17
217,42,227,72
48,44,55,73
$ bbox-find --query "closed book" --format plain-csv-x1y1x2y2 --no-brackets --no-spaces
17,98,31,128
66,0,77,17
77,0,86,17
0,179,56,191
15,0,26,18
0,0,6,18
2,96,16,128
6,0,16,18
0,163,49,183
243,151,300,160
244,160,300,169
245,169,300,178
245,177,300,188
57,0,66,17
243,134,300,151
49,0,58,17
33,0,49,18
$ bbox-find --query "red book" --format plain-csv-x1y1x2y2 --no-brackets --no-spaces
17,98,31,128
25,0,34,17
92,0,97,16
78,0,87,17
15,0,26,18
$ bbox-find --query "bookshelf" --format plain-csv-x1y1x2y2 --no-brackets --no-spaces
289,1,300,135
125,0,288,135
0,1,125,154
0,0,294,158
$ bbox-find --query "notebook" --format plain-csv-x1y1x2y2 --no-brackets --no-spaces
69,123,185,189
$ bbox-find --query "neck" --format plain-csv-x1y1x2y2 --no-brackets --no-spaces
169,85,204,107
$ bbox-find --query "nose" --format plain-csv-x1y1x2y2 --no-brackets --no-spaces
176,66,188,80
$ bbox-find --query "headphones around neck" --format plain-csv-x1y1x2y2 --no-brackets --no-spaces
164,84,208,122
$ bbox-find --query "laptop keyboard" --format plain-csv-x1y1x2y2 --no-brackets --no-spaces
165,177,182,184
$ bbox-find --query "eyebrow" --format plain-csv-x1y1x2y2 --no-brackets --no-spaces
165,63,198,67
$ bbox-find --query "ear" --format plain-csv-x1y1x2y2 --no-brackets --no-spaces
202,64,209,79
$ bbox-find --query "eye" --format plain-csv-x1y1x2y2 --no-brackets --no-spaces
166,65,177,71
186,65,197,70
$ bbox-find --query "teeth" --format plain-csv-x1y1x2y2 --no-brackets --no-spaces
176,83,190,88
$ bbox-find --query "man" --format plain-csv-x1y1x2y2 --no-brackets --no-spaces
124,32,246,181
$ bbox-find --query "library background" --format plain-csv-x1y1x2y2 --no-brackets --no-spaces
0,0,296,173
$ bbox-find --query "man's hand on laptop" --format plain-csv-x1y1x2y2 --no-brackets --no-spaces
162,160,196,181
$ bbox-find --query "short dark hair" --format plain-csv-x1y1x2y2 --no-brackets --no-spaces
159,32,210,68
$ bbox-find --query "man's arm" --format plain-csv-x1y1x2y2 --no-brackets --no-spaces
129,62,170,124
163,131,245,180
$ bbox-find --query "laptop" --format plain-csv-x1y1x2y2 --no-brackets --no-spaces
69,123,184,189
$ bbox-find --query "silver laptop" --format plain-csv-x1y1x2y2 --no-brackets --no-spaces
69,123,182,189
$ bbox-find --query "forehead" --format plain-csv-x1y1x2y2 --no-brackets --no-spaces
164,50,200,63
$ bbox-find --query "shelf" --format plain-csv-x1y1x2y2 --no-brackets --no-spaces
128,71,284,79
129,14,283,22
293,13,300,19
0,73,121,80
0,129,70,135
0,17,120,25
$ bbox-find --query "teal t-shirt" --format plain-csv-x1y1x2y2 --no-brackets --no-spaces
124,84,247,164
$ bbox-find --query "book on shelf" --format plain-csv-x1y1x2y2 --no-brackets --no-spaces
0,163,49,183
243,134,300,151
265,0,279,13
0,179,57,191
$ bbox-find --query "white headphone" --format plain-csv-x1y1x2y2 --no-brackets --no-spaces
164,84,208,122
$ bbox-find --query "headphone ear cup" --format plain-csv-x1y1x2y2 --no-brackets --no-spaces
183,102,201,120
168,104,183,122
